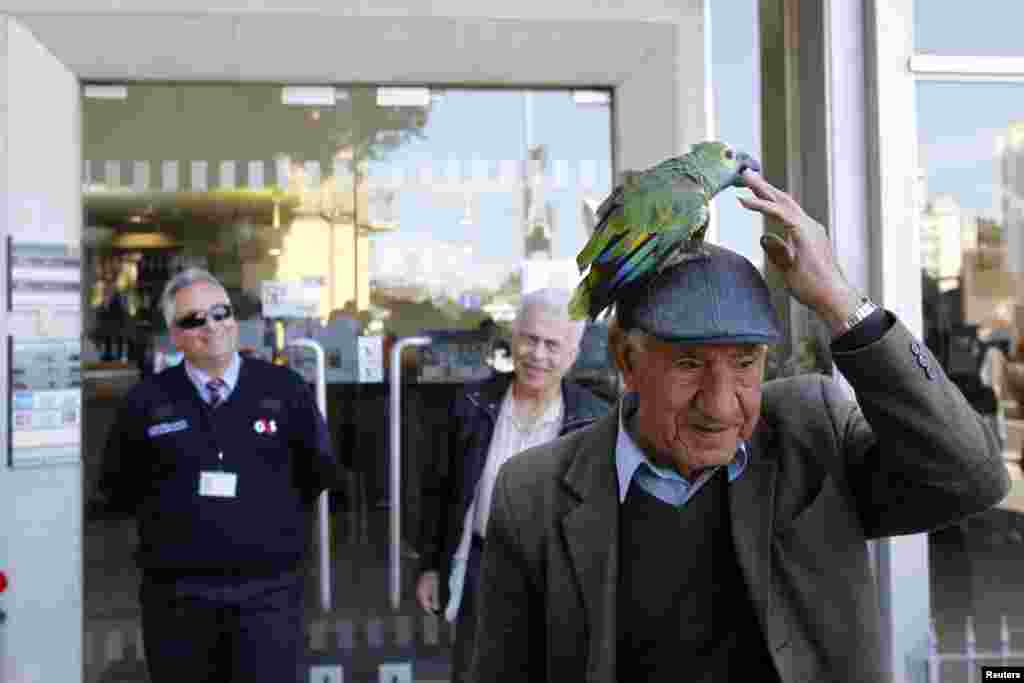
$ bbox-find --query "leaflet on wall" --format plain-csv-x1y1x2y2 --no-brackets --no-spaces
8,239,82,311
358,335,383,383
9,337,82,468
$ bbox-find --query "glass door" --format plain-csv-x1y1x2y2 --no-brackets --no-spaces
81,82,614,682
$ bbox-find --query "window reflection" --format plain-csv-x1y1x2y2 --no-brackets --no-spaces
81,85,616,682
917,80,1024,675
81,85,613,374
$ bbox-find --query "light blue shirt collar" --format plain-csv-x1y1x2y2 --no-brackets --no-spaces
615,392,749,504
185,353,241,405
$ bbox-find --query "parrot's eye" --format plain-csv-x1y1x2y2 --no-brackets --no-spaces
724,149,735,160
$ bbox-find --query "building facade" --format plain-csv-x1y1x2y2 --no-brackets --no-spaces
0,2,977,682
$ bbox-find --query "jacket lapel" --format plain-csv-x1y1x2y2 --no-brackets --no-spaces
729,420,778,634
561,412,620,683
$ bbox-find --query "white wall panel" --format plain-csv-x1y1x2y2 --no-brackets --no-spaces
0,16,83,683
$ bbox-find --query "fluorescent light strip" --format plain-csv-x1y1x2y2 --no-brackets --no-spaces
376,87,431,107
281,86,338,106
84,85,128,100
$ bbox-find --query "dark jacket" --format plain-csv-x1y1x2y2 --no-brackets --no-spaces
470,320,1010,683
99,359,339,575
418,372,611,607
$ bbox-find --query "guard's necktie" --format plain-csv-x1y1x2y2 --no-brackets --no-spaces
206,378,227,409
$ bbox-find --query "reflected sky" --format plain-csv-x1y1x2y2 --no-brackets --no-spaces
709,0,761,267
913,1,1024,219
368,88,613,276
916,0,1024,56
917,81,1024,217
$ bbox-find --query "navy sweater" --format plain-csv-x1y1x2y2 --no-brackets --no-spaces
617,471,779,682
100,358,338,575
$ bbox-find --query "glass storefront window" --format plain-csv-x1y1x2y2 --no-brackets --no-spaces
916,79,1024,677
81,83,613,682
82,85,612,366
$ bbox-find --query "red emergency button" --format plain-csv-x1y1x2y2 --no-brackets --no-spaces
0,571,8,593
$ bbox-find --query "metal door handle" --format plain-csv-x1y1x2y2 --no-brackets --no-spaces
389,336,430,611
287,339,331,613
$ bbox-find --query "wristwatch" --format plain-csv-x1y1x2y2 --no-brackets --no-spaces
843,296,878,333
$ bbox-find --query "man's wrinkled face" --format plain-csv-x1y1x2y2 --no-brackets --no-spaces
170,281,239,367
621,338,766,477
511,309,580,397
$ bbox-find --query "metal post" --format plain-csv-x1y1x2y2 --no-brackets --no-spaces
288,338,331,613
966,616,977,683
1003,615,1011,665
389,336,431,611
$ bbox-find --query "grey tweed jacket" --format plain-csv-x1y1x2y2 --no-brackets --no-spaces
469,319,1010,683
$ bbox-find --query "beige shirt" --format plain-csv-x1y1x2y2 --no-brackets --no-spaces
445,384,564,622
472,385,564,537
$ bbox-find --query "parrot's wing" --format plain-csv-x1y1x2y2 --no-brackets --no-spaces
569,210,708,321
575,183,627,272
570,170,713,320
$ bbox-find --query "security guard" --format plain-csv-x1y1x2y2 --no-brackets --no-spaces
100,268,340,683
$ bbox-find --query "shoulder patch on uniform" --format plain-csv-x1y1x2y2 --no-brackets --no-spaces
260,399,282,412
147,419,189,437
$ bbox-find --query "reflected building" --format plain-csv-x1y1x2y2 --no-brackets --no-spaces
921,194,969,288
523,144,555,260
997,121,1024,276
274,158,395,318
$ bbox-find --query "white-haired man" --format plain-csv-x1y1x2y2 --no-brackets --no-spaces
415,287,612,683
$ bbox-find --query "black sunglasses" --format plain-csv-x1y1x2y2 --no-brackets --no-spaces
174,303,234,330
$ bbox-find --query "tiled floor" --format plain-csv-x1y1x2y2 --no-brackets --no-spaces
83,517,453,683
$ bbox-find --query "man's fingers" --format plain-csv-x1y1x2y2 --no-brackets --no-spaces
760,233,796,271
738,195,782,220
740,170,778,200
742,171,804,215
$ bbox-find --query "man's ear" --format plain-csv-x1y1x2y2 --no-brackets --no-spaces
607,323,632,375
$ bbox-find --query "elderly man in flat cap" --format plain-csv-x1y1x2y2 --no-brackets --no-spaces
467,171,1010,683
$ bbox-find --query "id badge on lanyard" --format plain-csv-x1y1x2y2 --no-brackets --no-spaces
199,454,238,498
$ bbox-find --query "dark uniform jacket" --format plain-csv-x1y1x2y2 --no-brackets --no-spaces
418,372,610,608
470,319,1011,683
99,358,339,575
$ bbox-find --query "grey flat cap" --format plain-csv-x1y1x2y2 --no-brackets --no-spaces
615,243,782,344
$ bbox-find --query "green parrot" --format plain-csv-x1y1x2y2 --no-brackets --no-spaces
568,141,761,320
